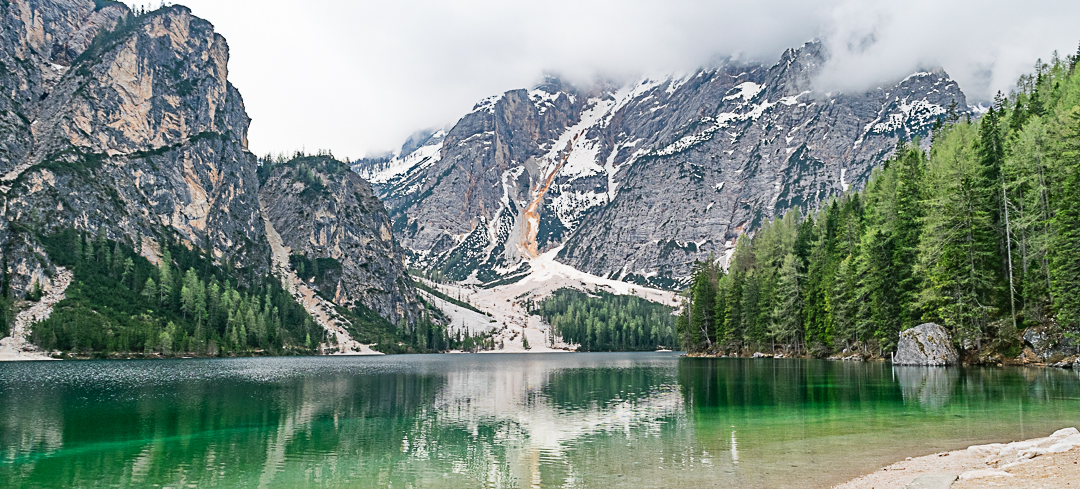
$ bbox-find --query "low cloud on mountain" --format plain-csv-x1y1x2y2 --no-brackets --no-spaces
147,0,1080,158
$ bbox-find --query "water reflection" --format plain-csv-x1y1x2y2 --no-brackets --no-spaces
0,355,690,488
0,356,1078,488
894,366,960,409
428,364,684,485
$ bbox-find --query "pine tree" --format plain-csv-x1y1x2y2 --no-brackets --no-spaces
158,249,173,306
771,254,802,353
1049,106,1080,335
689,260,719,351
920,121,999,349
141,278,157,301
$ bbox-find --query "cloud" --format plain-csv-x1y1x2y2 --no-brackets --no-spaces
817,0,1080,101
128,1,1080,159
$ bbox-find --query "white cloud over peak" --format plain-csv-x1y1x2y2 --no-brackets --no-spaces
127,0,1080,159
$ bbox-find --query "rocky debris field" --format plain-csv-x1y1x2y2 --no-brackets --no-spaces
0,268,72,361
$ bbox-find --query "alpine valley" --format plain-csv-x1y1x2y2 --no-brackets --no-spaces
0,0,976,358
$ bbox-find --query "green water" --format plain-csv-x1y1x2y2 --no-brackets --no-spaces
0,354,1078,488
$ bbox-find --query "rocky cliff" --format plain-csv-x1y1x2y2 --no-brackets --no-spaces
0,1,268,295
259,156,416,327
0,1,416,338
358,42,969,288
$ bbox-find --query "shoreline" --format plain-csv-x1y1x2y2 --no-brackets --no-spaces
0,349,681,362
684,351,1080,371
836,427,1080,488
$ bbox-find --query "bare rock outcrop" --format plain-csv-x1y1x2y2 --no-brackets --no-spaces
0,1,270,299
259,156,418,327
359,43,969,288
894,323,959,366
0,1,417,342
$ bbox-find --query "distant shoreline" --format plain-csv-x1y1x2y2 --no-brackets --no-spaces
0,349,687,362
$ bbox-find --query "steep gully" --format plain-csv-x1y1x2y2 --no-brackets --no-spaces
0,269,72,361
518,131,583,258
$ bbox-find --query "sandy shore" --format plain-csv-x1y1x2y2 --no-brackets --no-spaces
837,427,1080,488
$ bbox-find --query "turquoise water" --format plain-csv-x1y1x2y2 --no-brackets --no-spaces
1,354,1078,488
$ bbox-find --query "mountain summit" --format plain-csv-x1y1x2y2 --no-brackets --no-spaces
355,42,969,288
0,0,419,356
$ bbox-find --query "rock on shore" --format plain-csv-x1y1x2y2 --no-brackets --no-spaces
837,427,1080,489
894,323,959,366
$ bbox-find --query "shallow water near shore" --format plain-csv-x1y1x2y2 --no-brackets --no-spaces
1,354,1078,488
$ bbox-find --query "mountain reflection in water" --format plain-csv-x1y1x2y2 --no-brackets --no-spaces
1,354,1078,488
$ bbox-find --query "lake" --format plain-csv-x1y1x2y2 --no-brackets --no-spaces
1,353,1078,488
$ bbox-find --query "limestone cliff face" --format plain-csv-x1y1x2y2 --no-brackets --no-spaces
259,157,417,327
0,1,268,297
0,0,416,331
359,42,969,288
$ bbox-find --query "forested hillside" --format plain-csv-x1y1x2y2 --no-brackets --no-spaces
27,228,469,357
533,289,677,351
31,229,320,357
678,50,1080,361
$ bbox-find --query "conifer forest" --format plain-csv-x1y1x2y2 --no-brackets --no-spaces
678,53,1080,360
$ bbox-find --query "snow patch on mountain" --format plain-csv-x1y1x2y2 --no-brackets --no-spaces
871,98,947,135
724,82,763,102
472,94,504,114
549,188,609,230
360,131,445,184
529,88,573,116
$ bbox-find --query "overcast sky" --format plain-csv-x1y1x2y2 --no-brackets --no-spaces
129,0,1080,160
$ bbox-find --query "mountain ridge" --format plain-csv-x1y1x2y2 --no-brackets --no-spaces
355,41,970,289
0,0,421,357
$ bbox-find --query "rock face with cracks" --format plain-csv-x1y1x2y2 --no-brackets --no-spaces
0,1,418,349
0,1,269,298
894,323,959,366
259,157,417,328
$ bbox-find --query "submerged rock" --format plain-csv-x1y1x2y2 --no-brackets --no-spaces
894,323,959,366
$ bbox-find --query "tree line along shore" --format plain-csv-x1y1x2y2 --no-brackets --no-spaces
678,49,1080,364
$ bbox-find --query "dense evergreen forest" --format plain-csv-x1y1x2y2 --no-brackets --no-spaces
30,229,319,357
533,288,678,351
25,228,461,357
679,50,1080,360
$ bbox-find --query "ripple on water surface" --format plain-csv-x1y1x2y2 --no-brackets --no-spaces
1,354,1078,488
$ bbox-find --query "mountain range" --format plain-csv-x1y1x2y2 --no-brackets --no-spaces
0,0,973,356
356,42,968,289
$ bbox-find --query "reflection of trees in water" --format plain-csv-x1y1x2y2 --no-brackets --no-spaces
0,363,447,488
673,359,1080,488
0,386,64,470
16,358,1080,488
679,359,1080,415
897,365,1080,411
0,358,690,488
677,358,899,411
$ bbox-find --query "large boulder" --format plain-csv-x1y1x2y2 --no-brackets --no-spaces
894,323,959,366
